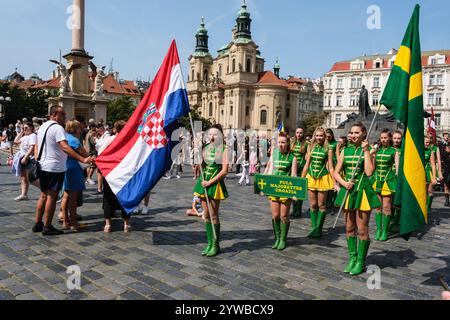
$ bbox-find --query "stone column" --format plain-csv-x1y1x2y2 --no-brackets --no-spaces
71,0,85,53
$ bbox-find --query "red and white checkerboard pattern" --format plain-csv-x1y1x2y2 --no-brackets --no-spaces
140,111,168,149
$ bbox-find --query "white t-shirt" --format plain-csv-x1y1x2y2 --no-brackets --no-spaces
37,121,68,173
95,131,111,153
19,133,37,155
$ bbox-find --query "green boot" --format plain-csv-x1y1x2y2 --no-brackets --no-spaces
277,221,290,251
375,212,383,241
272,219,281,249
350,239,371,276
389,208,400,233
311,211,327,238
206,224,221,257
202,222,213,256
344,237,358,273
427,196,433,210
307,210,318,237
380,215,392,242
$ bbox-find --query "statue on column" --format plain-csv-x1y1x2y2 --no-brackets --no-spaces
49,60,82,96
89,62,107,97
358,85,371,120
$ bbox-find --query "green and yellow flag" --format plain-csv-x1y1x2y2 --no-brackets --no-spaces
380,4,427,240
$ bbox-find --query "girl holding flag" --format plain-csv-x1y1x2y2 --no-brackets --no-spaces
424,136,437,210
265,132,298,251
371,129,399,242
301,127,334,238
291,127,308,218
194,124,229,257
389,130,403,232
334,122,381,276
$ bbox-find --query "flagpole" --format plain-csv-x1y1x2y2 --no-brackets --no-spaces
188,112,218,241
333,104,383,229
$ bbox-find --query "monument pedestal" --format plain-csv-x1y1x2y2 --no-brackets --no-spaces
48,94,108,123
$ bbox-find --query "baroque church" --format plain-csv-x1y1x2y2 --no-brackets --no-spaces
187,2,300,135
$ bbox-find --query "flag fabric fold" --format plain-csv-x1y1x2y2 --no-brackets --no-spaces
96,40,190,214
380,4,427,240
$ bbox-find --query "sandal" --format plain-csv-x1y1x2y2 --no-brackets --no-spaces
104,225,112,233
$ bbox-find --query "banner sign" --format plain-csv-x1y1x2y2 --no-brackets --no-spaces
254,174,308,200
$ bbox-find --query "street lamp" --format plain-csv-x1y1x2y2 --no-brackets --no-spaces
0,96,12,130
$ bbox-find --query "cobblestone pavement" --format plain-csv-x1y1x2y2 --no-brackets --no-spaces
0,161,448,300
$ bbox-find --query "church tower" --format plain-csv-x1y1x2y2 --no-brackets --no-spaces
187,17,213,104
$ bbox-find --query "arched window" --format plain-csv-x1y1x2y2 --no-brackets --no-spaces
260,110,267,125
246,59,251,72
232,59,236,73
209,103,213,117
204,69,209,82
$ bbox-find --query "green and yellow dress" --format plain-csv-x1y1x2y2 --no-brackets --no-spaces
194,144,228,200
292,140,307,176
425,147,433,183
329,141,338,167
268,148,295,203
372,146,397,196
335,145,381,211
307,144,334,192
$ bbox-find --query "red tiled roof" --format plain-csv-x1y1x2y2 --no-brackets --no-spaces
34,77,60,89
328,50,450,73
257,71,288,87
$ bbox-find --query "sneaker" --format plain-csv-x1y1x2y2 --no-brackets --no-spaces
14,195,29,201
176,175,181,179
96,190,103,195
42,225,64,236
32,222,44,233
86,179,96,185
141,206,149,215
162,176,172,180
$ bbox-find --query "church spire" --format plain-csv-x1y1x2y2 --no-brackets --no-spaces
235,0,252,40
194,16,210,56
274,58,280,78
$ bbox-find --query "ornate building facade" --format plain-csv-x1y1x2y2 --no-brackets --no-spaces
323,49,450,134
187,3,300,135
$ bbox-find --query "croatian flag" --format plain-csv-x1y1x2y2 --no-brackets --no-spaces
96,40,190,213
427,107,436,144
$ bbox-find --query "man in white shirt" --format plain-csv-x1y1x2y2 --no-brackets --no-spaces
33,106,92,236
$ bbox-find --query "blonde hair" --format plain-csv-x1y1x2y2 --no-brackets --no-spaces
309,127,329,152
65,120,81,135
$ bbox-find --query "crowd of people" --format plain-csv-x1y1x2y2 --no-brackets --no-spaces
191,122,450,281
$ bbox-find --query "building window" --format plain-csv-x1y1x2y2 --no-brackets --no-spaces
246,105,250,116
351,78,357,89
335,114,342,126
429,75,435,86
437,74,443,85
357,78,362,88
260,110,267,125
428,93,435,105
375,62,381,68
246,59,251,72
219,65,222,78
350,95,357,106
230,106,233,116
328,96,331,106
436,93,442,105
436,113,442,127
287,94,290,101
337,78,343,89
247,90,251,97
191,69,194,81
209,103,213,117
373,77,380,88
286,108,290,118
372,95,379,106
336,96,342,107
232,59,236,73
204,69,209,82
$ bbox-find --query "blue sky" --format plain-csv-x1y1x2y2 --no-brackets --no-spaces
1,0,449,82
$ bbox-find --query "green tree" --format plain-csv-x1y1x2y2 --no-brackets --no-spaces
107,96,136,123
301,112,330,136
